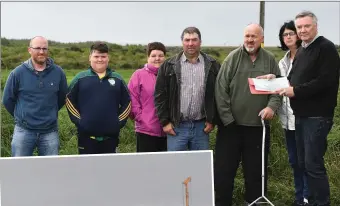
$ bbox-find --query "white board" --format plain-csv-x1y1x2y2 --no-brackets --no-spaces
0,150,214,206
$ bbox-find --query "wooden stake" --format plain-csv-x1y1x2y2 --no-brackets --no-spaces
183,177,191,206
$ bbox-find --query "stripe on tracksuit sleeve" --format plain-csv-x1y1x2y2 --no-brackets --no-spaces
66,74,82,125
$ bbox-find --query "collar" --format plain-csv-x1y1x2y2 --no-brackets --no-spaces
89,67,112,77
144,63,158,75
302,34,319,48
169,51,215,65
28,57,52,72
180,52,203,63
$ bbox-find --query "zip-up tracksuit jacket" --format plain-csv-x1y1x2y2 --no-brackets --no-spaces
66,67,131,140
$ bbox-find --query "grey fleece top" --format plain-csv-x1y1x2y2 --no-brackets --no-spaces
215,46,282,127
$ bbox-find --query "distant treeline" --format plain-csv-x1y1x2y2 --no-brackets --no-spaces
1,37,339,71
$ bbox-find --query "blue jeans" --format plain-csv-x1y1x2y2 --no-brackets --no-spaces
11,124,60,156
284,129,308,203
167,120,209,151
295,116,333,206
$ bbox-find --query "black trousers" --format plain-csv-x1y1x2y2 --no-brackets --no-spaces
136,132,167,152
77,131,119,154
214,123,270,206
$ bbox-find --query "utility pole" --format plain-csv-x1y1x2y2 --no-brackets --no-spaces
259,1,265,48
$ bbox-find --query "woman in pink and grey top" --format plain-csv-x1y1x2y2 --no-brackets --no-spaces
128,42,167,152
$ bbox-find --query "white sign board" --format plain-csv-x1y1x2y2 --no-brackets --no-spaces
0,151,214,206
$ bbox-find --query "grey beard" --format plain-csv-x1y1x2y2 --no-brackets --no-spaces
245,46,255,53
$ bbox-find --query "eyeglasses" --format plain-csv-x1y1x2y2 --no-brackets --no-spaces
282,32,296,37
30,47,48,52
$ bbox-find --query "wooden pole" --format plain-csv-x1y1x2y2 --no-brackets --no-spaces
260,1,265,48
183,177,191,206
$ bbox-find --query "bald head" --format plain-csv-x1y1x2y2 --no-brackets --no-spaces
29,36,48,47
244,23,264,37
243,23,264,54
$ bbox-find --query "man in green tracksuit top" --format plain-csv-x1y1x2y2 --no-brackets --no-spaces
214,23,282,206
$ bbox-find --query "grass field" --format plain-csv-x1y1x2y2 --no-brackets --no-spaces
1,68,340,206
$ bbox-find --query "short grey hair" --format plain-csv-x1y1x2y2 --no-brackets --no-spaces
295,10,318,25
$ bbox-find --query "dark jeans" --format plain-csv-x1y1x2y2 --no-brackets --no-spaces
295,116,333,206
136,132,167,152
214,123,270,206
77,130,119,154
284,129,309,203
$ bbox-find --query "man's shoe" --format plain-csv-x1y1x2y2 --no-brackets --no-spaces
292,200,307,206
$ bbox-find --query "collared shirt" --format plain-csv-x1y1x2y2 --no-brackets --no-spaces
302,34,320,48
180,52,206,121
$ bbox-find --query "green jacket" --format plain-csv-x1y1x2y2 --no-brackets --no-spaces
215,46,282,127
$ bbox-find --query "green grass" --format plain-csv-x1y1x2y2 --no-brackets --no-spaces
1,68,340,206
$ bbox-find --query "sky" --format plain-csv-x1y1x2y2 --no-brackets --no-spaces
1,1,340,47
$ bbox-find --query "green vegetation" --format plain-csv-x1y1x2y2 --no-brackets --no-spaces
1,38,340,205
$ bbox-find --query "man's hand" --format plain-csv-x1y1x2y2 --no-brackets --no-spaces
256,74,276,80
276,86,295,97
258,107,275,120
163,123,176,136
204,122,214,134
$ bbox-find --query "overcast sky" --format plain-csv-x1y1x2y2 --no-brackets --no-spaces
1,1,339,46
